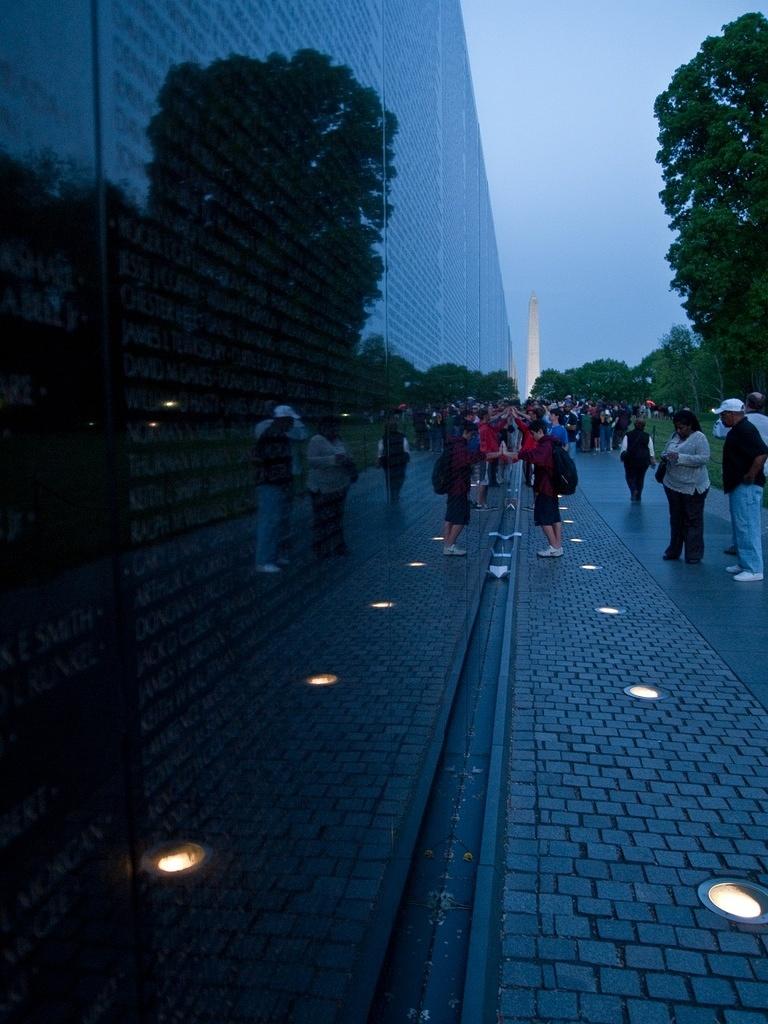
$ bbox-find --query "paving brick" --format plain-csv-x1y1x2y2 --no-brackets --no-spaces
579,993,624,1023
499,987,536,1018
502,961,543,988
600,967,642,997
735,981,768,1008
596,919,636,942
537,989,579,1019
577,940,620,966
628,1000,672,1024
538,937,577,961
691,977,738,1005
647,973,690,1000
665,949,708,974
555,962,598,993
707,954,754,980
625,945,665,970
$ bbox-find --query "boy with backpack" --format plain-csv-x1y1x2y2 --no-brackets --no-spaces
435,421,500,556
508,419,566,558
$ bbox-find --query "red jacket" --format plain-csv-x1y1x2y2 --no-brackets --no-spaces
446,435,485,496
518,435,557,497
479,421,499,454
514,415,537,453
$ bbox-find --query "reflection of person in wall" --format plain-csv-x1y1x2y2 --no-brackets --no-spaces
256,401,309,510
377,418,410,504
252,405,297,573
307,417,357,558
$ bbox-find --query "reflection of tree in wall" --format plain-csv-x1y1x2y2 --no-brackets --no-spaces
144,49,397,411
0,150,101,429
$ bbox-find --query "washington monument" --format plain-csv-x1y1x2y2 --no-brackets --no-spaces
525,291,540,399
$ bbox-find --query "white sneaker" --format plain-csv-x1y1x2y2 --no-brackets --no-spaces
733,571,763,582
256,563,282,573
537,546,563,558
443,544,466,556
725,564,744,574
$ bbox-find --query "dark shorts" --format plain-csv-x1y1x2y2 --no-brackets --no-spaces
534,493,560,527
445,493,470,526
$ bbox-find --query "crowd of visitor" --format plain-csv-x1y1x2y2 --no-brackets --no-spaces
249,391,767,584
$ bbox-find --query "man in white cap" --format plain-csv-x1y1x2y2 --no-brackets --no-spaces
713,398,768,582
251,405,299,572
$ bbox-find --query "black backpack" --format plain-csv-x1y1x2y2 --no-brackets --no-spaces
431,450,452,494
551,441,578,495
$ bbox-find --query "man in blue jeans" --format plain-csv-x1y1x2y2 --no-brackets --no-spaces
715,398,768,583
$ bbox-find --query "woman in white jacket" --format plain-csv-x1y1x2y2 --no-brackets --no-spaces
660,410,710,564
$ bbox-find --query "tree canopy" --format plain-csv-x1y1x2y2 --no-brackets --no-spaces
531,359,639,402
654,13,768,390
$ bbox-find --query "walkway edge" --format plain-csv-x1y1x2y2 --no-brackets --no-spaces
339,491,511,1024
460,469,523,1024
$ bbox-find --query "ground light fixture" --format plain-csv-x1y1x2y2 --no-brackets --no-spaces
569,538,584,543
431,536,444,541
596,606,625,615
580,564,602,571
697,879,768,924
370,601,395,609
563,518,575,524
624,684,666,701
141,841,210,877
306,673,339,686
408,561,426,567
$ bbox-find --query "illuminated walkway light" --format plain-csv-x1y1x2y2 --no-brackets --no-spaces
624,684,666,701
307,673,339,686
142,841,210,877
698,879,768,924
596,606,625,615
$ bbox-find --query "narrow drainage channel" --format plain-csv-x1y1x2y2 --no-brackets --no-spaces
367,502,517,1024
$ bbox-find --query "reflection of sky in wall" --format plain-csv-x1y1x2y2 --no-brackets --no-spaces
461,0,768,377
0,0,94,168
97,0,383,203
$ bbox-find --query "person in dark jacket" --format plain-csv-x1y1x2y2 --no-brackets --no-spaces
443,421,499,556
509,419,563,557
714,398,768,581
619,417,656,501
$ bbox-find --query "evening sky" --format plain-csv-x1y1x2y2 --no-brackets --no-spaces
460,0,768,383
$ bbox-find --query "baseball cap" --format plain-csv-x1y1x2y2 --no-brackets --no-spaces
273,404,299,418
712,399,744,414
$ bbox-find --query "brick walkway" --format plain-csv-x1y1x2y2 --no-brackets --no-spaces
131,451,507,1024
498,454,768,1024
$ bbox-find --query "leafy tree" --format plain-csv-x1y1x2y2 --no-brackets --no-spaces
654,13,768,390
533,360,636,402
645,325,736,411
530,369,569,401
474,369,518,404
